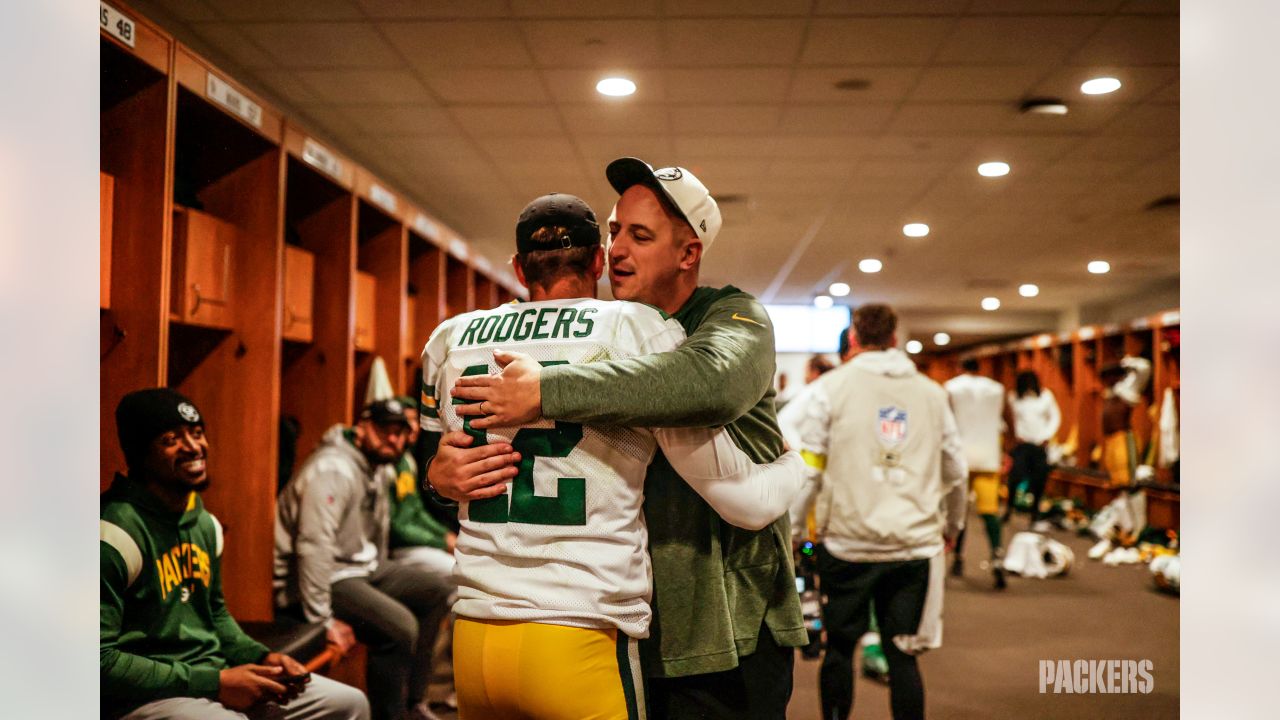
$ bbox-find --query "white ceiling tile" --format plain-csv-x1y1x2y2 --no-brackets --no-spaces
667,19,807,66
665,68,791,104
575,135,675,165
295,70,433,103
768,136,880,159
561,105,669,135
885,103,1014,135
856,158,952,180
509,0,659,17
801,18,955,65
1118,0,1179,14
935,16,1105,65
474,136,580,162
1069,134,1178,161
145,0,220,21
380,21,533,69
673,135,778,158
542,69,666,103
250,70,325,105
339,105,456,136
240,23,404,69
381,134,492,167
521,20,663,68
859,136,977,160
206,0,363,21
909,66,1045,101
1101,103,1179,136
815,0,969,14
449,106,566,135
1069,16,1180,66
789,67,922,103
422,69,550,103
964,0,1124,13
1148,80,1178,104
663,0,811,16
778,104,896,134
671,105,783,135
188,23,277,69
353,0,509,17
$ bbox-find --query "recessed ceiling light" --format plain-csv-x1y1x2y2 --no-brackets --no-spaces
981,297,1001,311
813,295,834,309
858,258,883,274
829,282,850,297
1088,260,1111,274
596,77,636,97
933,332,951,346
1019,283,1040,297
906,340,923,354
1020,97,1069,115
978,161,1010,177
903,223,930,238
1081,77,1122,95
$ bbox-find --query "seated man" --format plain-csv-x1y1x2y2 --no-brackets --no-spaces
101,388,368,720
274,399,452,720
420,193,804,720
386,395,457,577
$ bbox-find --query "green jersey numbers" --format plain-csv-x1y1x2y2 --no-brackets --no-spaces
459,362,587,526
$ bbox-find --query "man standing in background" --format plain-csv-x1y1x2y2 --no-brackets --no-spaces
798,304,968,720
945,358,1008,589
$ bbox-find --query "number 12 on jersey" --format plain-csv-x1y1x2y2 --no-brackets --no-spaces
456,363,587,526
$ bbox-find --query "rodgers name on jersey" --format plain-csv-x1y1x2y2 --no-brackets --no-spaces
421,298,685,639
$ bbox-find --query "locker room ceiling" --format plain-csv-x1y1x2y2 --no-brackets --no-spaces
133,0,1179,349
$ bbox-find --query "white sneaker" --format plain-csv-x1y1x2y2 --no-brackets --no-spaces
1031,520,1051,533
1089,539,1113,560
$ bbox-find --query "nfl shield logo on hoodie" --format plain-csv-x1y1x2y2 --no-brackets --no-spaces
877,406,908,445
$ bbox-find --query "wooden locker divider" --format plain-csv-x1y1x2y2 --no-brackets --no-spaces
100,9,175,491
407,231,446,388
446,252,473,320
473,272,496,312
353,173,407,407
101,172,115,309
280,145,356,476
282,246,315,343
167,46,284,621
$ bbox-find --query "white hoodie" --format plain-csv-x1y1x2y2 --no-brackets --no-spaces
796,349,968,562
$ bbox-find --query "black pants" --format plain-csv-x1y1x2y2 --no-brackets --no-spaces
816,547,929,720
332,560,454,720
1008,442,1049,522
647,621,795,720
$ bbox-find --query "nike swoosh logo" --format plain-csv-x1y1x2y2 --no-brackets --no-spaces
731,313,767,328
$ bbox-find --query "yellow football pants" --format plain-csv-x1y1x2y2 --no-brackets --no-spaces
971,471,1002,515
454,617,645,720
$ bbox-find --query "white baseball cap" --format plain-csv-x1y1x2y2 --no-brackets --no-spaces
606,157,723,251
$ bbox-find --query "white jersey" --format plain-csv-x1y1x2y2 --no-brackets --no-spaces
944,373,1005,473
421,298,804,639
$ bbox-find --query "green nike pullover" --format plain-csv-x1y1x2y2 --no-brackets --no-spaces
100,475,268,716
541,285,808,678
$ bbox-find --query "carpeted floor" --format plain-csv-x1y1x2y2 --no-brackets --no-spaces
786,511,1180,719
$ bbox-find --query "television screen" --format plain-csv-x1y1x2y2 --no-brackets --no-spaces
763,304,851,353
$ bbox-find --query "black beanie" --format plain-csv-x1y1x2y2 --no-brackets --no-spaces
116,388,204,467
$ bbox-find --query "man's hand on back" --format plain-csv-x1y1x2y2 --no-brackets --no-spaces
427,431,521,502
452,350,543,429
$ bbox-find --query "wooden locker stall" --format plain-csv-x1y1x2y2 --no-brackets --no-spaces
353,173,408,409
406,229,446,388
100,9,174,491
473,272,497,312
446,251,473,320
167,47,285,622
280,127,357,469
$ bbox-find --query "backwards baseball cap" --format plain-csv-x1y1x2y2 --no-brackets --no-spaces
360,397,410,427
515,193,601,254
116,388,204,466
605,157,722,251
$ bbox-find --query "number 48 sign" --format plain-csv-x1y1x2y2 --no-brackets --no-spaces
101,2,135,49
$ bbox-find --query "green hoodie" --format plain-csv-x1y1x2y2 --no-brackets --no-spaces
387,453,451,550
100,475,268,716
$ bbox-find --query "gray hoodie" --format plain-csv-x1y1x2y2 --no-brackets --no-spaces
274,424,390,622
